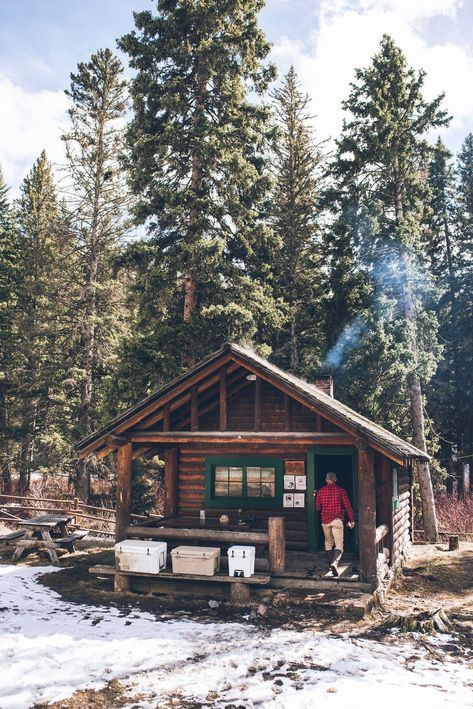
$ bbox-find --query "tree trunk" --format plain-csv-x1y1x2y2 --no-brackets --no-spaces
181,63,207,370
443,214,461,448
394,162,438,541
76,108,105,501
401,259,438,541
0,385,12,494
290,312,299,371
76,243,98,501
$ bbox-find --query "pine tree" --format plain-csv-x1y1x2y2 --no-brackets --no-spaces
270,67,324,375
63,48,130,500
333,35,450,540
0,166,17,491
425,139,460,465
455,134,473,463
118,0,282,381
11,152,73,492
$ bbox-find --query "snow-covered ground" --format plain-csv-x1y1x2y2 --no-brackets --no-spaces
0,565,472,709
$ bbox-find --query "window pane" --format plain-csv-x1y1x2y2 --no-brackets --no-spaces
247,467,261,484
215,466,228,482
247,482,260,497
215,481,229,496
261,468,275,482
228,480,243,496
261,482,275,497
229,467,243,482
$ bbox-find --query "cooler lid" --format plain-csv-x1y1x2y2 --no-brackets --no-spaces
171,545,220,559
227,545,256,553
114,539,167,553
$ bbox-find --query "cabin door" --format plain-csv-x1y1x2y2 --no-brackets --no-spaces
307,447,357,554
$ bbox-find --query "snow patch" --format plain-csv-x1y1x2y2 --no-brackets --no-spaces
0,565,471,708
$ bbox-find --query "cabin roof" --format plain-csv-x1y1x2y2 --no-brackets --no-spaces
76,342,429,463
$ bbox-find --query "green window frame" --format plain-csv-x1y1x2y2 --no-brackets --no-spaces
392,465,399,511
204,456,283,509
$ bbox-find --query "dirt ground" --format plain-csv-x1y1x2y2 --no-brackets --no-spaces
1,538,472,709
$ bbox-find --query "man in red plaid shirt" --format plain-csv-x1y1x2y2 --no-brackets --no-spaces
315,471,355,576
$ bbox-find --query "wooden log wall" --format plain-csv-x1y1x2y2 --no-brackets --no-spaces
392,468,411,568
177,443,310,549
198,380,343,434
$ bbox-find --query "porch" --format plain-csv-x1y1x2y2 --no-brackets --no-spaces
91,548,369,611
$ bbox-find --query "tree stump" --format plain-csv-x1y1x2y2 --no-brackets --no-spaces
448,535,459,551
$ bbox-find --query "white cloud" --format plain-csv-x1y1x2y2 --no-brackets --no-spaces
271,0,473,150
0,75,68,195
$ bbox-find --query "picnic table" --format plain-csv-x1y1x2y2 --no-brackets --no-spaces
2,514,88,565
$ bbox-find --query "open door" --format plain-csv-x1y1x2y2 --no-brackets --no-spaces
307,446,357,554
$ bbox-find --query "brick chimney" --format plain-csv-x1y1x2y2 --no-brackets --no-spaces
314,374,333,397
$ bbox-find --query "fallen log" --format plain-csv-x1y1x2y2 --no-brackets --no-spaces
381,608,452,634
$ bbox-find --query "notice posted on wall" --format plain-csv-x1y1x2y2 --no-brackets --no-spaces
295,476,306,490
284,460,305,475
283,492,294,507
284,475,296,490
293,493,305,508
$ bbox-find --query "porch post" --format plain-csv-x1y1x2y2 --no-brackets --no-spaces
115,441,132,593
163,447,179,516
115,442,132,543
268,516,285,573
356,438,377,587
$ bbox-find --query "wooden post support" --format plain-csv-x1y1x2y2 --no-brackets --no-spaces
356,438,377,587
376,455,392,552
115,442,133,593
230,582,251,606
219,366,227,432
114,572,130,593
191,386,198,431
163,447,179,517
115,442,133,544
255,376,262,432
268,516,285,573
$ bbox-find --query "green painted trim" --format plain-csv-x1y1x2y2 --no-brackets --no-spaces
306,452,316,552
307,446,356,553
204,456,283,509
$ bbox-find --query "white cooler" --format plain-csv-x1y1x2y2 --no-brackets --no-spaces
114,539,167,574
227,545,255,578
171,546,220,576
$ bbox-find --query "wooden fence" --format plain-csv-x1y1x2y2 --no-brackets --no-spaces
0,494,116,537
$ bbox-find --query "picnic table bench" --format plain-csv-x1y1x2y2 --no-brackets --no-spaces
2,514,89,565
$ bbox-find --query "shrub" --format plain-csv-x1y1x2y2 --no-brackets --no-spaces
434,492,473,534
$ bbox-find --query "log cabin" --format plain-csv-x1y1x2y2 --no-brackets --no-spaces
77,343,428,597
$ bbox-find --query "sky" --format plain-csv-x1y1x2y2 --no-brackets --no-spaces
1,0,473,193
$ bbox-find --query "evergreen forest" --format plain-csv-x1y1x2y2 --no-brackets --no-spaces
1,3,472,533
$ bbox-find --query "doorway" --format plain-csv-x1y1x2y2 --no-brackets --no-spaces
307,447,357,554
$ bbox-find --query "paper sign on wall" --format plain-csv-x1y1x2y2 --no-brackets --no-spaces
294,493,305,508
284,460,305,475
283,493,294,507
284,475,295,490
295,476,306,490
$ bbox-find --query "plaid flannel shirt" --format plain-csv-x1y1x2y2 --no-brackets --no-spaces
315,483,354,525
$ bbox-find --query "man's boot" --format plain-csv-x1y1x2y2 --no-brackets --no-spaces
330,549,342,577
325,549,333,570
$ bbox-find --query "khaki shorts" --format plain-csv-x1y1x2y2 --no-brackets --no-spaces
322,518,344,552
